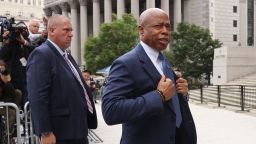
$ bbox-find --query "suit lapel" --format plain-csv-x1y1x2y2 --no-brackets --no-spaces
68,54,94,102
68,54,88,88
45,40,65,60
135,44,176,112
134,44,161,88
45,40,83,87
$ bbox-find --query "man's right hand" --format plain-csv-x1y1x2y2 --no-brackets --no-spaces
40,132,56,144
157,76,176,101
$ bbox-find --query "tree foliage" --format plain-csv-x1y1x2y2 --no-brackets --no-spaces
84,13,138,73
170,23,222,84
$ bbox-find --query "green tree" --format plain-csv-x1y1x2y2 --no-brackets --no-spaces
84,13,138,73
170,22,222,84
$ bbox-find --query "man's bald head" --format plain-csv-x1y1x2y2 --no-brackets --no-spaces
139,8,168,27
29,19,40,34
47,15,70,31
138,8,170,51
47,15,73,49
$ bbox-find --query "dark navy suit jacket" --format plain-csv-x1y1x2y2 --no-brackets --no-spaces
27,40,97,140
102,44,196,144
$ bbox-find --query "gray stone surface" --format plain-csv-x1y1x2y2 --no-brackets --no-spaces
93,101,256,144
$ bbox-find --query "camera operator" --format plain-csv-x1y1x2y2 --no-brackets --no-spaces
82,70,97,103
0,21,36,108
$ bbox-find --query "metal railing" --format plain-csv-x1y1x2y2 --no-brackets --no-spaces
1,101,103,144
0,102,22,144
88,130,103,143
24,102,103,144
23,102,40,144
189,85,256,111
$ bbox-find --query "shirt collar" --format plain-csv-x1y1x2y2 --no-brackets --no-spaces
47,39,66,56
140,41,162,62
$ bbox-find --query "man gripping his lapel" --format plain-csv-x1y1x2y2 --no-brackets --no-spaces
102,8,196,144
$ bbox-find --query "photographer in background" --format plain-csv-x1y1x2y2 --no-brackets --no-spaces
28,19,47,46
0,21,36,108
82,70,97,103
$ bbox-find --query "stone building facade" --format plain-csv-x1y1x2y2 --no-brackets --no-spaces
43,0,256,84
0,0,44,24
43,0,182,65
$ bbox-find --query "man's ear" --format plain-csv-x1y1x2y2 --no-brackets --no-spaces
138,25,144,36
49,27,56,32
48,27,55,35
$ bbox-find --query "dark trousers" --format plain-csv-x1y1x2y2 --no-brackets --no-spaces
57,138,88,144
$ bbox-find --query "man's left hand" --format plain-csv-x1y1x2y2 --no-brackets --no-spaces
175,73,189,96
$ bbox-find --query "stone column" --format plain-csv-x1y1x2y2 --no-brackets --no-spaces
104,0,112,22
79,0,88,65
174,0,182,30
69,1,80,63
93,0,100,36
161,0,169,16
131,0,139,21
60,3,69,17
117,0,125,19
254,0,256,47
162,0,170,51
52,5,62,15
43,8,52,17
146,0,155,9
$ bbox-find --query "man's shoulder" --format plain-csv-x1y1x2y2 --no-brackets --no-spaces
117,48,136,63
119,44,144,61
29,42,52,59
34,42,51,52
112,47,142,70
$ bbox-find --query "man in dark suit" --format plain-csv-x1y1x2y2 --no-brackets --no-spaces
102,8,196,144
27,15,97,144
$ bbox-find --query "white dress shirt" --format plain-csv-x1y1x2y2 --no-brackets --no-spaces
140,41,164,76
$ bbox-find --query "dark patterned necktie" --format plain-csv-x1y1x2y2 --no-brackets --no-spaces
158,52,182,127
63,52,93,114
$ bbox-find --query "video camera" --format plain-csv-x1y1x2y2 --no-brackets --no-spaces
0,16,7,43
0,16,29,42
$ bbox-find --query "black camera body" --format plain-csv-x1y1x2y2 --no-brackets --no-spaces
0,17,29,42
0,16,7,43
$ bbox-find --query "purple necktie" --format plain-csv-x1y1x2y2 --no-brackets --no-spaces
63,52,93,114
